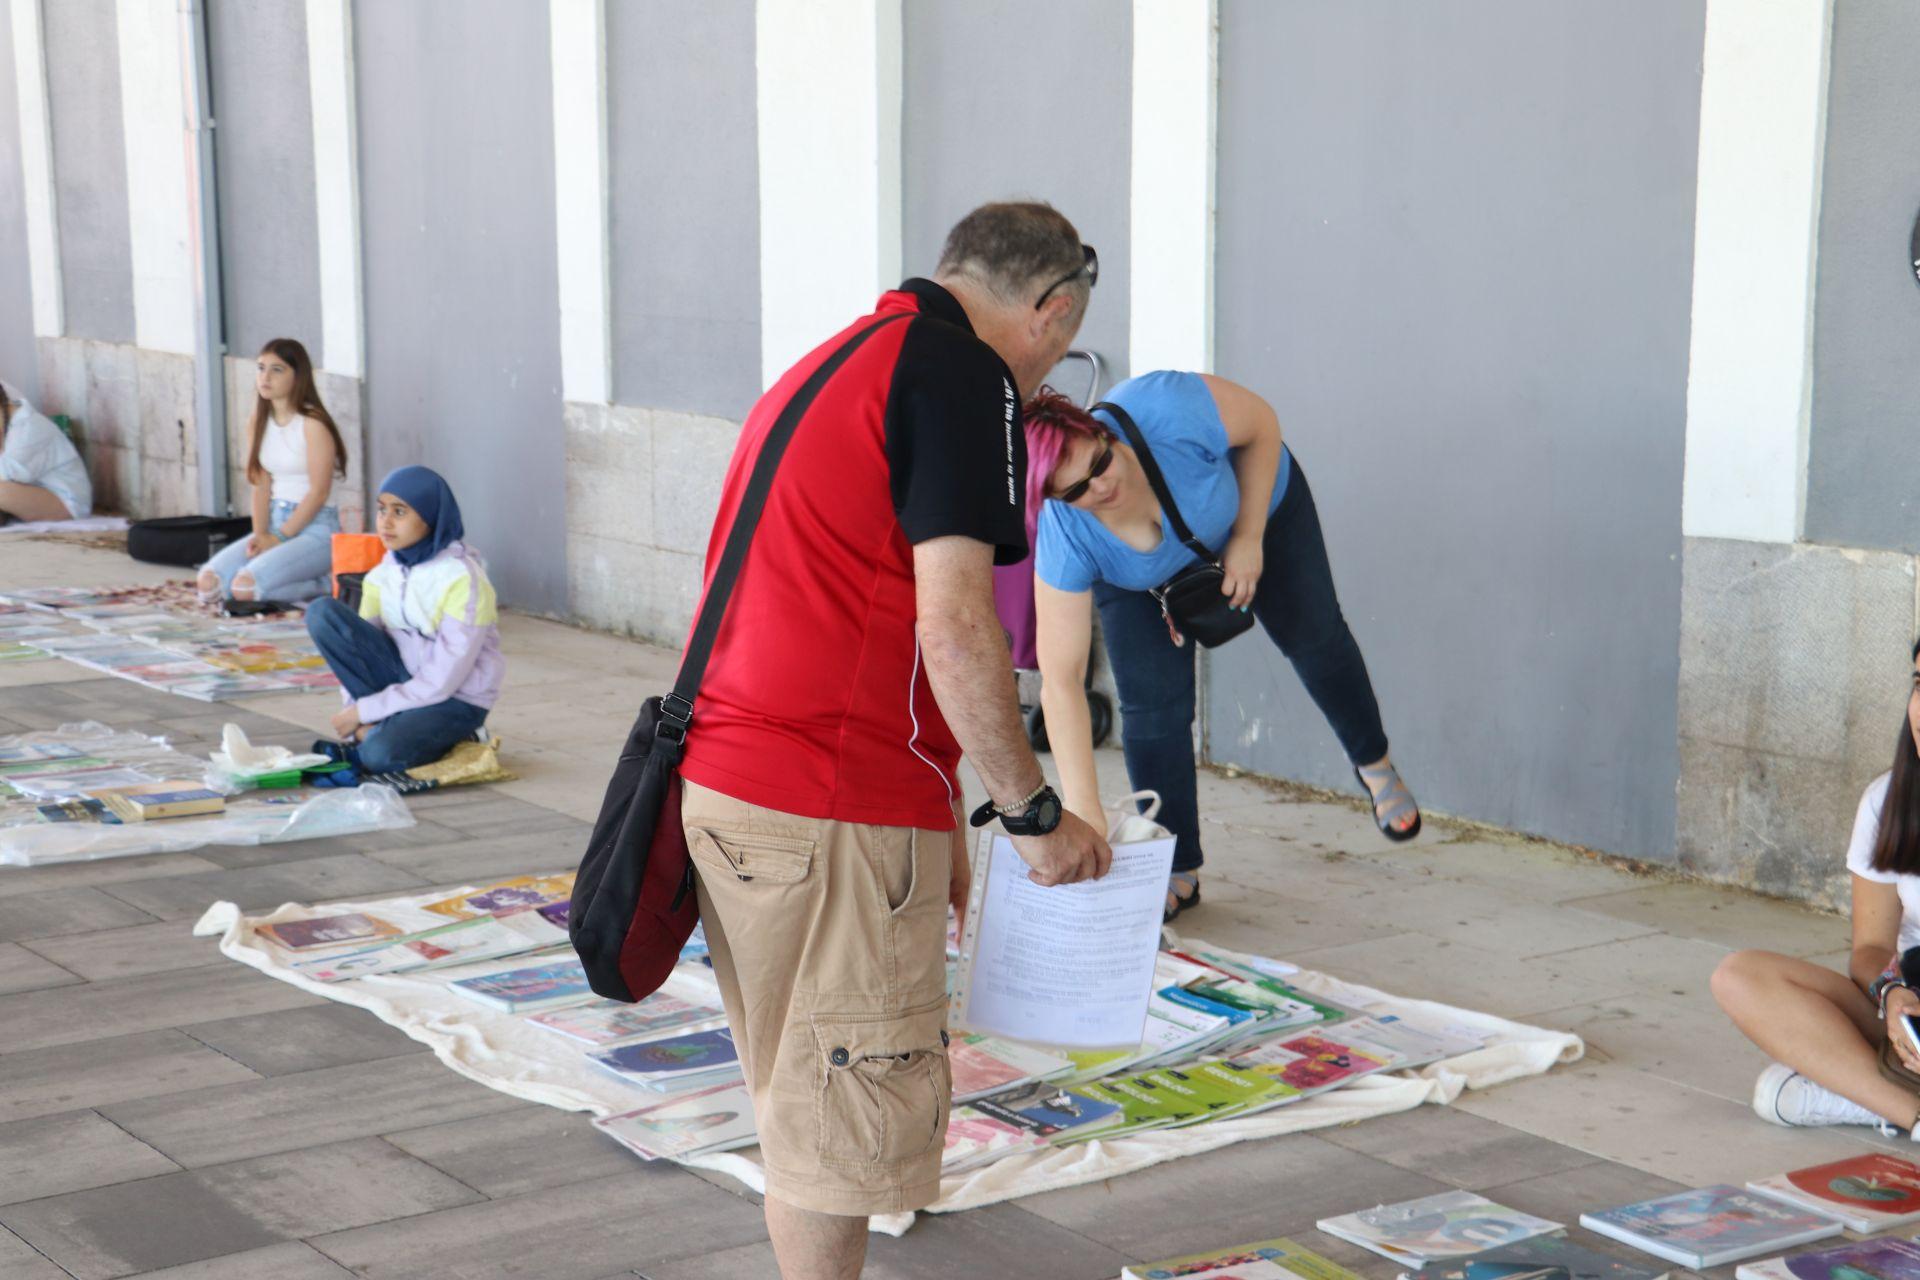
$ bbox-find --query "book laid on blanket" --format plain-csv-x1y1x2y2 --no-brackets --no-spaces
942,1105,1047,1174
1735,1236,1920,1280
1745,1153,1920,1232
258,913,402,950
448,958,595,1013
589,1028,741,1093
1317,1192,1562,1266
1124,1235,1364,1280
949,1034,1075,1103
593,1083,758,1160
1579,1187,1841,1270
970,1079,1125,1140
1404,1236,1668,1280
1233,1031,1391,1095
528,990,725,1045
422,873,576,919
1331,1016,1487,1073
1061,1074,1206,1142
95,782,226,822
35,797,120,824
289,912,565,982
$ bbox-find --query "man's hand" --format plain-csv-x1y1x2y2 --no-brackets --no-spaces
1888,986,1920,1074
1220,531,1263,610
1009,810,1113,887
330,703,363,740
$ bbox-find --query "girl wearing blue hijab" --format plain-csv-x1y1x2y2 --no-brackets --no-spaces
306,466,507,773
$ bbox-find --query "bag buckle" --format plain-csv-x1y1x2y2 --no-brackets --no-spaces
657,693,694,743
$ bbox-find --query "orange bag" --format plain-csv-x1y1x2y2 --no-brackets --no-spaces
330,533,385,599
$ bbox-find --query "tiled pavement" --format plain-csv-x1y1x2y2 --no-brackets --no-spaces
0,539,1896,1279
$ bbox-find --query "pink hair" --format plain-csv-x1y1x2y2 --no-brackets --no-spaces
1021,389,1106,543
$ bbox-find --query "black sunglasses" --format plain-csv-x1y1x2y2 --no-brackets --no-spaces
1053,437,1114,503
1034,244,1099,310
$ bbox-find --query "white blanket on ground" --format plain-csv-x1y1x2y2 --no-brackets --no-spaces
0,515,127,536
195,893,1583,1237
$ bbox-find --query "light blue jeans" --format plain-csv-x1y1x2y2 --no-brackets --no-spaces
200,500,340,603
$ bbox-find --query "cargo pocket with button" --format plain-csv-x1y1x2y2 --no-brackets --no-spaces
809,996,952,1168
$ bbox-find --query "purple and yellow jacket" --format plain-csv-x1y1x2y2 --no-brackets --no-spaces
354,540,506,723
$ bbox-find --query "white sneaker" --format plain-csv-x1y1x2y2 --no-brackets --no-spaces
1753,1062,1883,1128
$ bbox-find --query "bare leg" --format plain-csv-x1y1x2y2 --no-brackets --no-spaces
765,1196,867,1280
0,480,73,523
1712,949,1920,1126
230,569,257,602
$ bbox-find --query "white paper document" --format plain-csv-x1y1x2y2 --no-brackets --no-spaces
953,833,1177,1048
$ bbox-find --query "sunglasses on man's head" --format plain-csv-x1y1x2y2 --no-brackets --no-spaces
1035,243,1099,310
1053,437,1114,503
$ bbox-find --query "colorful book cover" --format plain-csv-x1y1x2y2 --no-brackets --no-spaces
1746,1153,1920,1232
1579,1187,1842,1270
1411,1235,1668,1280
948,1034,1072,1101
594,1083,758,1160
0,743,85,764
1735,1235,1920,1280
1124,1235,1364,1280
528,993,724,1045
34,797,120,824
423,873,576,919
590,1028,739,1082
259,913,401,950
536,900,570,930
1245,1033,1388,1092
1060,1075,1202,1142
449,958,594,1010
971,1080,1125,1139
1318,1191,1562,1265
1146,1059,1297,1124
943,1106,1043,1172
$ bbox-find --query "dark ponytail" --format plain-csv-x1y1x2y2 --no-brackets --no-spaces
1872,640,1920,875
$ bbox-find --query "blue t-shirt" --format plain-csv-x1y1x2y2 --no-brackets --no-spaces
1034,370,1291,593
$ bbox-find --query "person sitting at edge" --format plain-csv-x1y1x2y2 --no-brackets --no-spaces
0,381,90,524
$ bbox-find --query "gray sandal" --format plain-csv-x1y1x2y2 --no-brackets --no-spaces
1165,870,1201,923
1356,763,1421,842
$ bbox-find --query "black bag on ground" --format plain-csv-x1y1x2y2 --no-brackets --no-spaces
569,313,909,1003
128,515,252,568
1096,401,1256,649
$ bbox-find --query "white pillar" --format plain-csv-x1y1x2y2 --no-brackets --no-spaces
755,0,902,386
1129,0,1217,375
306,0,364,379
1680,0,1835,545
10,0,60,338
550,0,611,404
115,0,195,355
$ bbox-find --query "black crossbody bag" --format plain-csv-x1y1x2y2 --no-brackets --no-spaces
1095,401,1255,649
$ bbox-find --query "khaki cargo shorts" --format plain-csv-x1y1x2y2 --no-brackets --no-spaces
681,780,954,1216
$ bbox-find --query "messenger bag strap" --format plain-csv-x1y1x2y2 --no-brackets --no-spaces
1094,400,1215,564
659,312,911,740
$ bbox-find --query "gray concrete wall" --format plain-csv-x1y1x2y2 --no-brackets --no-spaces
207,0,322,365
1207,0,1704,861
0,0,37,402
42,0,132,345
354,0,566,613
606,0,759,420
901,0,1130,381
1803,0,1920,554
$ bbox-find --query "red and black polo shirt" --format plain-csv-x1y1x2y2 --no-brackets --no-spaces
676,278,1027,831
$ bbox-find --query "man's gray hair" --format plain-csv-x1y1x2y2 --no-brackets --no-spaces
935,201,1088,314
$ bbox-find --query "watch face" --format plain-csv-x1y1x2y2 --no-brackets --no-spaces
1036,795,1062,830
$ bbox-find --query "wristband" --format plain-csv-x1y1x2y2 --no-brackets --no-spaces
1873,972,1910,1015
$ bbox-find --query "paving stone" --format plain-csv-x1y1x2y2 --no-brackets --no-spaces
0,886,155,944
406,792,583,835
190,1137,484,1237
20,919,224,981
0,941,81,995
97,853,427,922
1564,880,1849,958
861,1203,1130,1280
0,964,322,1057
1530,931,1734,1016
0,1167,286,1280
101,1053,527,1168
382,1104,638,1199
115,1241,356,1278
190,819,467,870
1480,1158,1691,1255
1285,931,1630,1021
312,1166,768,1279
0,1224,68,1280
183,1004,428,1077
361,831,583,886
0,1110,180,1206
1553,994,1772,1105
1018,1131,1451,1259
1316,1102,1601,1190
0,853,223,900
0,1030,262,1124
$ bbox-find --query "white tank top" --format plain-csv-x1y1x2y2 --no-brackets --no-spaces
258,414,312,504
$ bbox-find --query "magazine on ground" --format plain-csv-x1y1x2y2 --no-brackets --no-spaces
1125,1235,1365,1280
593,1083,758,1160
943,1105,1047,1174
1403,1235,1669,1280
527,989,724,1045
447,957,596,1013
1745,1152,1920,1233
258,913,401,950
588,1028,741,1093
1579,1186,1841,1270
970,1079,1125,1140
1317,1191,1562,1265
1734,1235,1920,1280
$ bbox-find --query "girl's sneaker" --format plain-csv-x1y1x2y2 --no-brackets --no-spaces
1752,1062,1882,1128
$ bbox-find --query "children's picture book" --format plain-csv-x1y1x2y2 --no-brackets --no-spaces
1407,1235,1669,1280
423,873,576,919
1579,1186,1842,1270
593,1083,759,1160
448,958,595,1013
589,1028,741,1092
528,991,725,1045
259,913,401,951
970,1079,1125,1140
1734,1235,1920,1280
1124,1235,1365,1280
1746,1153,1920,1232
1318,1191,1562,1266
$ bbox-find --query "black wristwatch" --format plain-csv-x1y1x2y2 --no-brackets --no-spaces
969,784,1064,836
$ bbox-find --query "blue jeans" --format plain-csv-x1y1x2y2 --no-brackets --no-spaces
306,596,489,773
1094,461,1389,873
201,500,339,602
